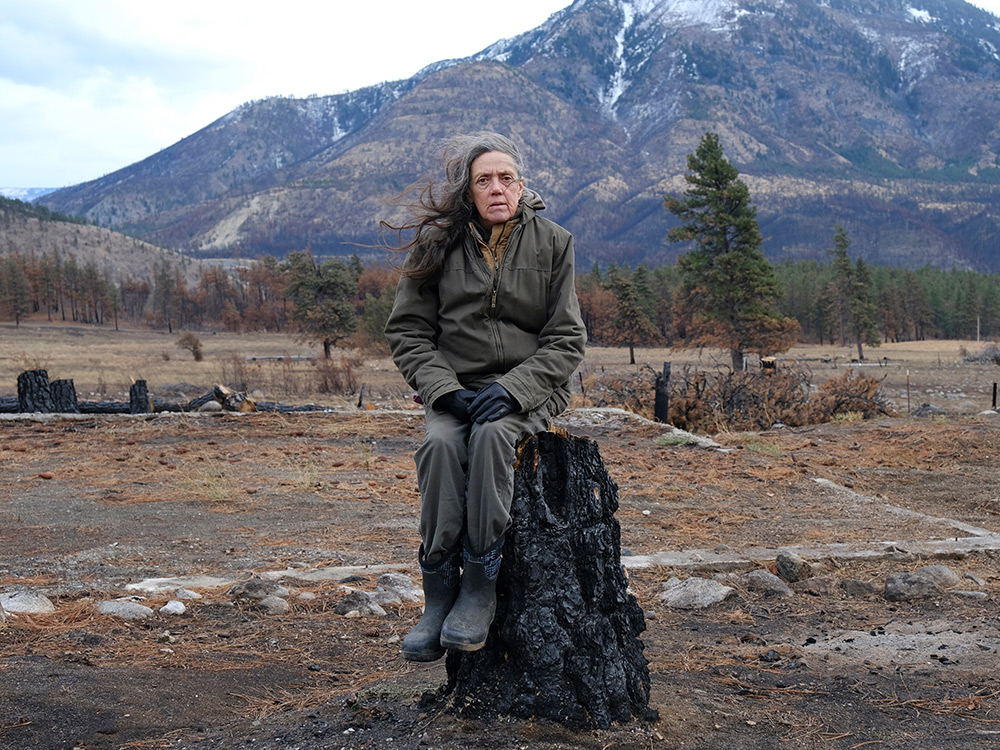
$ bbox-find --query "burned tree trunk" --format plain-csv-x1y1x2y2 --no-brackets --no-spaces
129,380,151,414
654,362,671,424
17,370,54,413
50,379,80,413
445,431,653,728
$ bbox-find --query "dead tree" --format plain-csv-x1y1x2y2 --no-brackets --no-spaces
129,380,151,414
17,369,54,413
445,431,653,728
51,379,80,413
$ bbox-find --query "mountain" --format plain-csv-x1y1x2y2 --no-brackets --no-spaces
2,187,58,201
0,198,202,286
39,0,1000,271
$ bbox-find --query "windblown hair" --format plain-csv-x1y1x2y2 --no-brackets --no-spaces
383,132,525,281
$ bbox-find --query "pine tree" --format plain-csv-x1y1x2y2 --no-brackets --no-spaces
664,132,798,370
281,250,359,358
0,256,31,327
850,257,881,360
605,266,660,365
828,226,880,359
829,225,854,346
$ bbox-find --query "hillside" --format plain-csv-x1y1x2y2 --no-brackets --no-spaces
39,0,1000,271
0,200,201,285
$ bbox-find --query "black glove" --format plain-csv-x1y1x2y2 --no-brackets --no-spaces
433,389,477,422
468,383,520,424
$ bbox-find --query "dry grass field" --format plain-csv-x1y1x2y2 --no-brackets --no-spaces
2,321,998,416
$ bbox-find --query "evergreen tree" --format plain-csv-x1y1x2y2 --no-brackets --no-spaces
282,250,359,358
151,260,179,332
664,132,798,370
605,266,661,364
829,225,854,346
849,257,881,360
0,256,31,327
828,227,880,359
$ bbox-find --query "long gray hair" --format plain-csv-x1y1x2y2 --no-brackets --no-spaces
384,132,525,281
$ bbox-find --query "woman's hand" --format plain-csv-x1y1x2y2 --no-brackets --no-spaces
468,383,520,423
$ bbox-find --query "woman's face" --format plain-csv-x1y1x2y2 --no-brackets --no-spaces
468,151,523,227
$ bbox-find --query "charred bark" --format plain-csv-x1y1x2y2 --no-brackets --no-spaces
129,380,151,414
51,379,80,413
17,370,54,413
78,400,131,414
445,432,653,729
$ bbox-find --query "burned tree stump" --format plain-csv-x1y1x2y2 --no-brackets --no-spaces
129,380,151,414
445,431,653,728
17,370,54,413
51,379,80,413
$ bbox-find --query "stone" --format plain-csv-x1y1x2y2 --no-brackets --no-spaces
333,590,386,617
255,595,290,615
912,403,949,417
373,572,422,604
738,569,794,598
884,572,945,602
228,578,290,602
791,576,840,597
660,576,735,609
950,590,988,600
916,565,963,590
1,590,56,614
883,545,915,562
173,588,203,600
775,551,812,583
97,600,155,620
126,575,234,594
159,600,186,616
841,578,880,598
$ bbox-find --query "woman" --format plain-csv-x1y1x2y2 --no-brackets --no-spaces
384,132,586,660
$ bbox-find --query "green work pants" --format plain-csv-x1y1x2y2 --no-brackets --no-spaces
417,405,550,562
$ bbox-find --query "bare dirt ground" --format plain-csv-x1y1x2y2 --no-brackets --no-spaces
2,331,1000,749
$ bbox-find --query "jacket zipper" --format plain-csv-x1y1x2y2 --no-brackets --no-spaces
489,223,522,314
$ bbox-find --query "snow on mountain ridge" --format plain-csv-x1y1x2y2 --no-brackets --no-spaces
1,187,57,201
636,0,741,32
906,6,939,24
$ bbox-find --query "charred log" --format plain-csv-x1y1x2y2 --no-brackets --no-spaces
445,431,653,729
185,392,217,411
78,400,131,414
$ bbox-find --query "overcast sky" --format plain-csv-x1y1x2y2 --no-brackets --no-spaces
2,0,998,189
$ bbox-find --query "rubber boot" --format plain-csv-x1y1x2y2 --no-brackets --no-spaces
402,545,461,662
439,537,503,652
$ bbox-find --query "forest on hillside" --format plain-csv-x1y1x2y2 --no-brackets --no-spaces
2,246,999,358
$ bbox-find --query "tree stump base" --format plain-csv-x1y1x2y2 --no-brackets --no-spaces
17,369,54,413
445,431,653,728
129,380,151,414
51,379,80,414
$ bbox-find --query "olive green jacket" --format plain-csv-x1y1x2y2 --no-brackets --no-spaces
384,189,586,416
